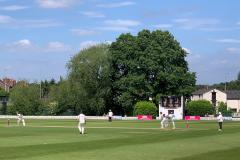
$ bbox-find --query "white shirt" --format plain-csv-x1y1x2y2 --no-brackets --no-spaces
159,113,163,120
162,116,167,121
217,114,223,122
108,111,113,117
78,114,85,123
17,114,23,120
169,114,175,120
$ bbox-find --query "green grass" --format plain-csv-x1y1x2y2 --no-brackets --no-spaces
0,119,240,160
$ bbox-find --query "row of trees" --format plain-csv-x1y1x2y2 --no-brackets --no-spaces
196,71,240,91
3,29,196,116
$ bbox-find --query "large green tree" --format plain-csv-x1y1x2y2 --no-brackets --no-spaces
7,82,43,115
67,44,111,115
110,29,196,115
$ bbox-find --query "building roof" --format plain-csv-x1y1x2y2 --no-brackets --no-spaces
226,90,240,100
192,88,240,100
192,89,212,95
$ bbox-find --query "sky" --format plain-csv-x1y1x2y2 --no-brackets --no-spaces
0,0,240,84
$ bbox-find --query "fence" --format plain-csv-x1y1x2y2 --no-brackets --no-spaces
0,115,239,121
0,115,138,120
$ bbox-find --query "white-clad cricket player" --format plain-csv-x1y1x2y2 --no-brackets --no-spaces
169,114,176,129
161,114,168,129
108,110,113,122
217,112,223,131
17,112,26,126
78,112,86,134
159,112,163,127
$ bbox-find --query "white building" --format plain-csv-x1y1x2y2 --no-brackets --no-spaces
191,89,240,114
159,96,184,120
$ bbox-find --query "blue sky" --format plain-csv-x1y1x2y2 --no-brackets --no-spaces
0,0,240,84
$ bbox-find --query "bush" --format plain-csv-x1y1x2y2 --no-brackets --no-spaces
218,102,232,117
186,100,214,116
133,101,157,118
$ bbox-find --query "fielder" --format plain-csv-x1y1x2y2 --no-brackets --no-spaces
168,114,176,129
217,112,223,131
78,112,86,134
159,112,163,127
161,114,168,129
108,110,113,122
17,112,25,126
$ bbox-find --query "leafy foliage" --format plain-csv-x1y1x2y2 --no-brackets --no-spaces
7,82,43,115
186,100,214,116
133,101,157,118
110,29,196,115
218,102,232,117
0,88,9,97
67,44,111,115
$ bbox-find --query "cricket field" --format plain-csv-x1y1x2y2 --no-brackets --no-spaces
0,119,240,160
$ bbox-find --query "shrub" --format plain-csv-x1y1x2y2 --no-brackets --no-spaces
218,102,232,117
133,101,157,118
186,100,214,116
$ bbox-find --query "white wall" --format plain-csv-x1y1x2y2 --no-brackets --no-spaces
192,89,227,106
159,96,184,120
227,100,240,112
191,89,240,114
191,95,203,101
202,89,227,105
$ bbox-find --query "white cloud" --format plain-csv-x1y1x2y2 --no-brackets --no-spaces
0,5,28,11
71,29,100,36
184,48,201,62
214,39,240,43
153,24,173,29
173,18,219,30
82,11,105,18
79,40,111,50
226,47,240,53
0,15,13,23
45,41,71,52
3,40,73,53
36,0,75,8
99,26,132,32
0,15,62,28
80,41,100,49
100,19,140,32
18,19,62,28
97,1,135,8
14,39,32,48
104,19,140,27
182,47,191,54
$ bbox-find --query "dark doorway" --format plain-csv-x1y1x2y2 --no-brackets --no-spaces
212,91,216,107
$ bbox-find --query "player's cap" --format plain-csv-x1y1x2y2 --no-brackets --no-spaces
219,112,222,115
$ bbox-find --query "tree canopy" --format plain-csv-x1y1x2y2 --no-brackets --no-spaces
110,29,196,115
5,29,197,116
8,83,42,115
67,44,111,115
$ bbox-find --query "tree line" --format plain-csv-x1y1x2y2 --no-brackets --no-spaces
2,29,196,116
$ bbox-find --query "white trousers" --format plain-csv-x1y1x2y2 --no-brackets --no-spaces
78,122,85,134
161,119,168,128
17,119,25,126
171,119,175,129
